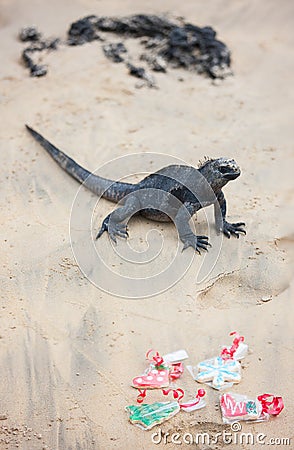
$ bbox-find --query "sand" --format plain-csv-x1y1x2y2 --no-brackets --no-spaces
0,0,293,448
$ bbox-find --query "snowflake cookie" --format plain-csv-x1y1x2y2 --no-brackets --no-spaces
195,356,241,390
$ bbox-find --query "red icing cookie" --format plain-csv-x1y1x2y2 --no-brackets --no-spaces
132,364,170,389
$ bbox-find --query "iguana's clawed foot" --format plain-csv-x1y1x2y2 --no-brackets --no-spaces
96,215,129,243
182,235,211,254
221,221,246,239
108,223,129,243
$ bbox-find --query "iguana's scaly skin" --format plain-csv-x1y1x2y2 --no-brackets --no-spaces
26,125,246,253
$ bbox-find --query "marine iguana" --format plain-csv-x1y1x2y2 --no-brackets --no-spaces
26,125,246,253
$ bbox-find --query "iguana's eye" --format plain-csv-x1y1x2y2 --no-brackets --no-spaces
219,166,230,174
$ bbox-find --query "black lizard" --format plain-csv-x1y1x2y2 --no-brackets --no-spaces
26,125,246,253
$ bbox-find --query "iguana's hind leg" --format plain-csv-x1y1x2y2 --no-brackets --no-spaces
96,195,140,243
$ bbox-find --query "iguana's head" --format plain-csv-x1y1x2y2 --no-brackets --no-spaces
198,157,241,190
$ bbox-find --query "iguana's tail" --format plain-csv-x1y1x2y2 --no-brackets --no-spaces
26,125,135,202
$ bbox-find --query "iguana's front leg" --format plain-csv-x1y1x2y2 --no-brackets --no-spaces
214,191,246,238
96,195,140,243
174,205,211,254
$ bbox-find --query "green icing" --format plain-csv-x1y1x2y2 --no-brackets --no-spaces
126,401,180,429
246,401,257,415
151,363,169,371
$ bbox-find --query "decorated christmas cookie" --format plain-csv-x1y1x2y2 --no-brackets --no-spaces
126,389,207,429
132,363,170,389
195,356,241,390
187,331,248,390
220,392,284,423
132,349,184,389
126,401,180,430
220,393,260,421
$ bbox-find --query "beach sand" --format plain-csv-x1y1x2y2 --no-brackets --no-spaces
0,0,293,448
